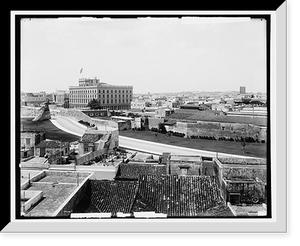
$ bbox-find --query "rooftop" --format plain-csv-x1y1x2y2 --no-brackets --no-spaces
22,170,91,217
116,163,167,180
133,175,229,217
79,133,104,143
73,175,234,217
73,180,138,216
170,155,202,163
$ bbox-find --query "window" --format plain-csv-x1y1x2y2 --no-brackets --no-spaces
84,147,88,153
181,168,188,175
25,138,31,146
221,126,225,131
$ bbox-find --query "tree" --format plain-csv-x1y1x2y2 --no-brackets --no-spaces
158,123,167,134
87,99,101,109
241,139,246,154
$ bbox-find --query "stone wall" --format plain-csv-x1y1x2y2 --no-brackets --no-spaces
222,167,267,183
148,118,164,129
226,181,266,204
166,120,267,142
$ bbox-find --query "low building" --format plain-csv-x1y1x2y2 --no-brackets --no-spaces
34,140,70,158
166,154,203,176
111,116,133,131
214,157,267,206
166,109,267,142
81,109,109,118
78,130,110,155
20,170,93,217
155,107,175,118
21,91,47,107
21,131,46,158
131,100,147,110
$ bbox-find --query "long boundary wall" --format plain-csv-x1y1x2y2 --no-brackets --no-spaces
52,109,118,129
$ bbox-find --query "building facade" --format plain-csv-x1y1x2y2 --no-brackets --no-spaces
69,77,133,110
240,86,246,94
53,90,70,108
21,92,47,107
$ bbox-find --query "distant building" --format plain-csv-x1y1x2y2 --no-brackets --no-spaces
69,77,133,110
155,107,175,118
131,100,147,110
240,86,246,94
53,90,70,108
111,116,133,131
21,92,47,107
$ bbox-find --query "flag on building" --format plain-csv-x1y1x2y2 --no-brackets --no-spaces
80,68,83,74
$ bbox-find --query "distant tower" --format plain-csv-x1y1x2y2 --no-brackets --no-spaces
240,86,246,94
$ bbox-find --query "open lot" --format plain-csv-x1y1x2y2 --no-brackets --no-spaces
119,130,267,158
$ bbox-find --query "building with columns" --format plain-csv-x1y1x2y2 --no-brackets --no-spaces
69,77,133,110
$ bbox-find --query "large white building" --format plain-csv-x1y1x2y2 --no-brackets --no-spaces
69,77,133,110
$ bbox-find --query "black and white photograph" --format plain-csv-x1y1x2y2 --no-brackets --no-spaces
4,4,288,234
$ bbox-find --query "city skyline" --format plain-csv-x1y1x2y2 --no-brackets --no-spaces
21,17,267,94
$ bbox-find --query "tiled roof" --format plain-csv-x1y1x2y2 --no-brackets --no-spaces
116,163,167,180
133,175,224,217
73,175,233,217
73,180,138,216
35,140,69,149
79,133,103,143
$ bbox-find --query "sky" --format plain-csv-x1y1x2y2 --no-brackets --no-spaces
21,16,267,94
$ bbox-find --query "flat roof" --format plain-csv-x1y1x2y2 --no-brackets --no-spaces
170,155,202,162
22,170,91,217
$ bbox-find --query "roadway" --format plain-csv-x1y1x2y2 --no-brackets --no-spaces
51,115,256,159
